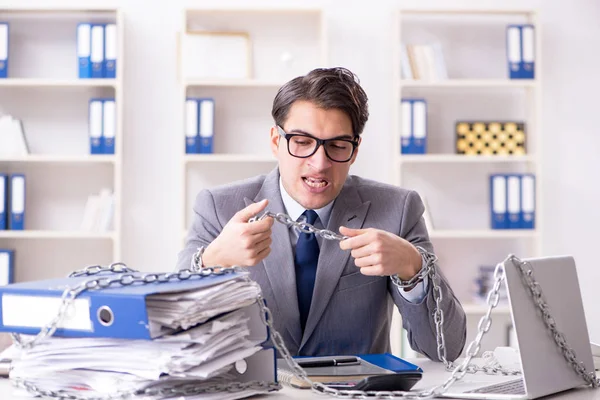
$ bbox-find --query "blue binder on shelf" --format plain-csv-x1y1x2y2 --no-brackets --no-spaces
0,249,14,286
0,174,6,230
400,98,427,154
77,23,92,79
104,23,117,79
0,270,259,339
199,98,215,154
103,99,116,154
89,98,104,154
520,173,536,229
490,174,508,229
9,174,25,230
520,24,535,79
185,98,199,154
0,22,8,78
90,24,105,79
506,174,521,229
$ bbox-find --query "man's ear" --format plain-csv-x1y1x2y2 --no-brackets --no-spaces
349,136,361,164
270,126,280,156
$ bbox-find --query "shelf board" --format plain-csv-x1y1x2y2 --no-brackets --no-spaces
400,79,537,88
185,79,285,88
429,230,538,239
0,231,115,240
462,303,511,315
399,154,536,164
400,9,537,16
0,78,118,88
185,154,276,163
0,155,117,164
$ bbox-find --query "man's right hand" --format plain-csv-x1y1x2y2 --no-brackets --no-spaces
202,199,274,268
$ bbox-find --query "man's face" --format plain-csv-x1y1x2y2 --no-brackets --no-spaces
270,100,359,210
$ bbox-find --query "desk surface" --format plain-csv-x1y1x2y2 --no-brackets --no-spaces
1,359,599,399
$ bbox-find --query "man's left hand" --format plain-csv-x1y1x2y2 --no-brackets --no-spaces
339,226,422,280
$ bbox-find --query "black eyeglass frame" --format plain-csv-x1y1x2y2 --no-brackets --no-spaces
276,125,360,163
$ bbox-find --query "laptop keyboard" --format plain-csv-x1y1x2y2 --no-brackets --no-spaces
467,379,526,395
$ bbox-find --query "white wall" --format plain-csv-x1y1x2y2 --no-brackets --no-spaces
5,0,600,341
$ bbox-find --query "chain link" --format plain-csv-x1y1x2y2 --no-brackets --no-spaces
10,212,600,399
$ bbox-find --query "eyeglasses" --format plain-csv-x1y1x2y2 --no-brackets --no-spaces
277,126,359,163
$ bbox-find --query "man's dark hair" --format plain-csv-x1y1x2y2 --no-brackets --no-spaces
271,67,369,137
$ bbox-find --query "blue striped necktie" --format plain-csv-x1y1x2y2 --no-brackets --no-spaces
294,210,319,332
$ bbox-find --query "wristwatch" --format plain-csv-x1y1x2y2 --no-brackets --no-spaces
191,246,206,271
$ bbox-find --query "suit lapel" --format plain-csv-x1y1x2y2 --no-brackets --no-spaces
245,168,302,348
300,181,371,349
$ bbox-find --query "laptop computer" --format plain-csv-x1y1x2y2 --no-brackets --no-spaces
441,255,595,400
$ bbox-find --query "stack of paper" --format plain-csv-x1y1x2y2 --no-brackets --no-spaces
0,270,278,400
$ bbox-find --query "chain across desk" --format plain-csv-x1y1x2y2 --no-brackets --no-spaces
1,359,599,400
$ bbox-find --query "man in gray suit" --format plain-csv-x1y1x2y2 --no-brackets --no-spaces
176,67,466,361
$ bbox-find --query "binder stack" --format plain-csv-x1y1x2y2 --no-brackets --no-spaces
400,98,427,154
0,174,26,231
0,268,279,399
490,174,536,229
185,97,215,154
0,249,14,286
506,24,535,79
89,98,116,155
78,23,117,79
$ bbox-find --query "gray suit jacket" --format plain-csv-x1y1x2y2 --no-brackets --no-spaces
176,168,466,361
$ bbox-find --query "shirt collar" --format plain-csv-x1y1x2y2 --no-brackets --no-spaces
279,178,335,226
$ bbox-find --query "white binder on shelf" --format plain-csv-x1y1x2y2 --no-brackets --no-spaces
103,99,116,154
521,25,535,79
9,174,25,231
412,99,427,154
0,249,14,286
400,99,412,154
506,25,522,79
490,174,507,229
198,98,214,154
90,24,105,78
0,115,29,156
0,23,7,78
185,98,199,154
521,174,535,229
104,23,117,78
89,99,104,154
0,174,6,230
77,23,92,79
506,174,521,229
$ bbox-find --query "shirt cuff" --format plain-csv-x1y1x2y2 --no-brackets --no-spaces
397,257,430,303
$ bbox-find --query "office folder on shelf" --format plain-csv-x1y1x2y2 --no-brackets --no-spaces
521,25,535,79
90,24,105,79
0,23,8,78
104,23,117,78
9,174,25,231
0,174,6,230
0,249,14,286
278,353,422,390
506,174,521,229
103,99,116,154
89,98,104,154
185,98,199,154
521,173,536,229
400,98,427,154
490,174,508,229
0,269,262,339
199,98,215,154
77,23,92,79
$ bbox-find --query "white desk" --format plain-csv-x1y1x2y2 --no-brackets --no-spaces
1,359,599,399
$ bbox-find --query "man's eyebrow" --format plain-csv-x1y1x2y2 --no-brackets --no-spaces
288,129,355,140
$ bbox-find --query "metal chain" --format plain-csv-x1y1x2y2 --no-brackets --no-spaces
10,212,599,399
510,255,600,388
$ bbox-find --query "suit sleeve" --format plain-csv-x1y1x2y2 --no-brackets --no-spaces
175,189,224,271
388,190,467,362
